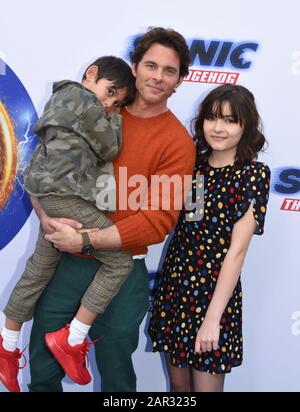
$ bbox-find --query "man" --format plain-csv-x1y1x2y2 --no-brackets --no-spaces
28,27,196,392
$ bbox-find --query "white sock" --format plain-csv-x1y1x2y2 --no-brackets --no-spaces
1,327,20,352
68,317,91,347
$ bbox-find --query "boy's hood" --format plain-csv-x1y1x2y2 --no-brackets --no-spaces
52,80,81,93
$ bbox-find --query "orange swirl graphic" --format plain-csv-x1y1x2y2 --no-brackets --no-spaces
0,102,18,208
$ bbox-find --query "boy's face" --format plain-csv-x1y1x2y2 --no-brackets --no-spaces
84,66,128,111
93,78,128,111
132,43,183,107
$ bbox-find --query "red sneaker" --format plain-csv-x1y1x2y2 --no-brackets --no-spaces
45,324,92,385
0,335,27,392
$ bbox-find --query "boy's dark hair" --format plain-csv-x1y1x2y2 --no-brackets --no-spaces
82,56,136,105
130,27,190,78
193,84,268,166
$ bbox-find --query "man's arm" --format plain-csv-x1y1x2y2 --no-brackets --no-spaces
45,221,121,253
44,138,196,253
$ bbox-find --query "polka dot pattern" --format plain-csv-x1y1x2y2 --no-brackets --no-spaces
148,160,270,374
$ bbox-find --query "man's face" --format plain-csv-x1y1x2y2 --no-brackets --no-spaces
132,43,183,106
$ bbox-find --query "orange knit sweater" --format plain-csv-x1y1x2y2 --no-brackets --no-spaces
107,108,196,255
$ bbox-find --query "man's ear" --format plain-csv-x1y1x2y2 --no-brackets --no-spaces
131,63,137,78
85,65,99,81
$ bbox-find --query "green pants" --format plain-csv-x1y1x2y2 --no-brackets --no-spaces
28,253,149,392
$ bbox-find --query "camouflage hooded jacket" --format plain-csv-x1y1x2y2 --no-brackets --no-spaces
24,80,122,211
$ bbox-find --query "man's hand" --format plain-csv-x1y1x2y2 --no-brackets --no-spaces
44,220,83,253
41,215,83,235
40,214,56,234
31,195,83,235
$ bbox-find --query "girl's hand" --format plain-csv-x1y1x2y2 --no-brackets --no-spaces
194,318,220,353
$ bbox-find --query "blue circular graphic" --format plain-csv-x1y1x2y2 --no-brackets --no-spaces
0,61,38,250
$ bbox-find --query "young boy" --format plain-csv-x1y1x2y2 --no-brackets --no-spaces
0,56,136,392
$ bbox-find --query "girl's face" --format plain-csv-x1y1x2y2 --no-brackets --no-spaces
203,101,244,155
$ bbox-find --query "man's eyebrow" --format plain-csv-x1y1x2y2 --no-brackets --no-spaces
143,60,178,72
165,65,178,72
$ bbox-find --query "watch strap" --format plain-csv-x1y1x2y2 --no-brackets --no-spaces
81,231,91,247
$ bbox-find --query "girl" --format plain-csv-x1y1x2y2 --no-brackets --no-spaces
148,84,271,392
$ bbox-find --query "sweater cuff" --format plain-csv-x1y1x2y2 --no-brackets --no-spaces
115,219,141,251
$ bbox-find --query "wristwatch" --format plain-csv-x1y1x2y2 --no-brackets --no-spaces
81,232,94,255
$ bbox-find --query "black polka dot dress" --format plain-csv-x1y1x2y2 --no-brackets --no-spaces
148,159,271,374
